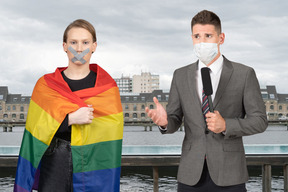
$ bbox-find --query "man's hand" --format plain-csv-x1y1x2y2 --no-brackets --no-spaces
205,111,226,133
68,105,94,125
145,97,168,127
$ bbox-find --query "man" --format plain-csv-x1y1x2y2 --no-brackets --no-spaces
146,10,267,191
14,19,123,192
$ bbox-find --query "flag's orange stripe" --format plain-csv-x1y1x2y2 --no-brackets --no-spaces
85,87,123,118
31,77,79,123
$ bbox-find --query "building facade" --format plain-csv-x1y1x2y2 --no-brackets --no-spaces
1,85,288,122
262,85,288,120
132,72,159,93
114,75,133,93
121,90,169,122
0,86,30,122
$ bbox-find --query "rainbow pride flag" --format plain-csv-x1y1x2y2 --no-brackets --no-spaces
14,64,123,192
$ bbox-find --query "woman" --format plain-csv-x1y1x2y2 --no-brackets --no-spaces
14,19,123,192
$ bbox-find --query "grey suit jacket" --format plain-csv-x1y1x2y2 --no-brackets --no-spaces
164,56,268,186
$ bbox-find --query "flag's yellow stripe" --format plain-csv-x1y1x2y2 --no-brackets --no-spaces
26,100,60,145
71,112,123,146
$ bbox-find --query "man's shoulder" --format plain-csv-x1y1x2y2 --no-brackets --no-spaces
174,62,197,74
224,56,254,72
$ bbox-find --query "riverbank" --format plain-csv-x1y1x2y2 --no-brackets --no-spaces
0,125,287,146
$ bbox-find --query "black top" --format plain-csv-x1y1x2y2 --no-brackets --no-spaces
54,70,97,141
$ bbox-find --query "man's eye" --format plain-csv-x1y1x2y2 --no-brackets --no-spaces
206,34,212,38
84,41,89,45
71,41,77,45
194,35,199,39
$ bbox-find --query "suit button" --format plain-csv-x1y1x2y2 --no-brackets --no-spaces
205,130,209,134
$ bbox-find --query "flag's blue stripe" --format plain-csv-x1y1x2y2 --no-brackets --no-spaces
14,156,37,192
73,167,121,192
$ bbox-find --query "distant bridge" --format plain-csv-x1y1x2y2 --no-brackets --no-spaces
0,120,287,132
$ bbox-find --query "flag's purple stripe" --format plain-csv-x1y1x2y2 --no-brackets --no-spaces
73,166,121,192
13,184,29,192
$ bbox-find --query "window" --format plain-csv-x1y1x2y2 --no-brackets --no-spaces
3,114,8,118
12,114,16,118
0,95,3,99
269,94,275,99
133,113,137,118
263,95,268,100
13,98,18,102
133,104,137,111
133,97,137,101
20,114,25,119
21,106,24,112
157,95,161,101
150,105,154,109
141,97,145,101
165,95,169,101
7,106,10,111
279,105,282,110
13,105,16,110
21,98,26,102
0,106,2,110
125,113,129,118
141,113,145,118
141,105,145,110
270,105,274,110
125,97,129,101
125,105,129,110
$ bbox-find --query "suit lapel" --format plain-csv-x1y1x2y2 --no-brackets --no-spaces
187,62,202,109
213,56,234,108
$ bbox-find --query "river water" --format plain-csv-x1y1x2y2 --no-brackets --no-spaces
0,125,287,191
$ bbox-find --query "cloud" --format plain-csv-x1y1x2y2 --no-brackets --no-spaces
0,0,288,95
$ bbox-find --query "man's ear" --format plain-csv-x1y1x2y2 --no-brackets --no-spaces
219,33,225,45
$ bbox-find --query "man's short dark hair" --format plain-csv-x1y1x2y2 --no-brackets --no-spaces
191,10,222,34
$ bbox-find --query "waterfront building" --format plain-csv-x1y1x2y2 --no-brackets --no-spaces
1,85,288,122
0,86,30,122
121,90,169,122
261,85,288,120
132,72,159,93
114,75,133,93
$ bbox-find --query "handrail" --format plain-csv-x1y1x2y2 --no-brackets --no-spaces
1,154,287,192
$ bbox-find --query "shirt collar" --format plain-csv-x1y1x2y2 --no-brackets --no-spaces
198,55,223,75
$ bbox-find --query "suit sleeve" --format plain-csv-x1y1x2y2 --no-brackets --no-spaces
224,68,268,139
164,70,184,134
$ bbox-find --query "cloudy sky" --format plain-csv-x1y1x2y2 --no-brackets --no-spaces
0,0,287,96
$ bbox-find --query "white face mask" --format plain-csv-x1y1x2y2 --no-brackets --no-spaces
193,43,218,65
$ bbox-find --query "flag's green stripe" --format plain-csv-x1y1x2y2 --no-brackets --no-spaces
72,139,122,173
19,129,48,168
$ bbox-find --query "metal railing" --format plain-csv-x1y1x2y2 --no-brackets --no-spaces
1,120,287,132
1,154,287,192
